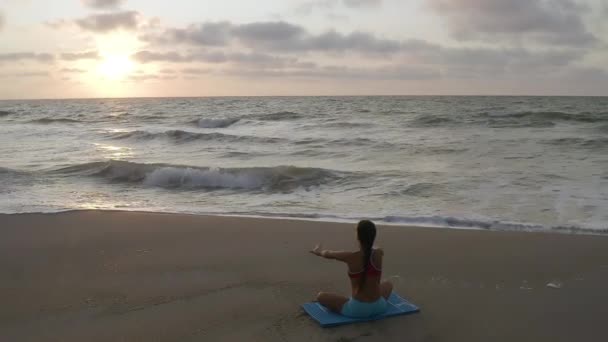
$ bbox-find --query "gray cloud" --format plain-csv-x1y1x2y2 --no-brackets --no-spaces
137,16,589,82
76,11,139,33
428,0,596,47
0,71,49,78
136,17,592,83
144,21,402,55
0,52,55,63
60,51,100,61
181,68,211,75
128,74,160,82
226,64,438,80
60,68,86,73
45,19,71,30
295,0,338,15
132,50,307,68
296,0,381,15
81,0,126,9
343,0,382,8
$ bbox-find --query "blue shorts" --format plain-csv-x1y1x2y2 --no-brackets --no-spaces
341,297,388,318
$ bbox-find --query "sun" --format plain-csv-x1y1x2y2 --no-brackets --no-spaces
97,54,134,80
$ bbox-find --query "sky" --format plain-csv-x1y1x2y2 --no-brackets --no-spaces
0,0,607,99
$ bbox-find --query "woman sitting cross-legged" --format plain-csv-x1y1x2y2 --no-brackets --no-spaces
310,220,393,318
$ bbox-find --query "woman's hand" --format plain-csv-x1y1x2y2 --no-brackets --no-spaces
310,243,324,257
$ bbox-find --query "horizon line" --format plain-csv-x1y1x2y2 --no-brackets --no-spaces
2,94,607,101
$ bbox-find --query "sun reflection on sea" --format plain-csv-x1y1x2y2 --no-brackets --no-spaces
93,143,134,160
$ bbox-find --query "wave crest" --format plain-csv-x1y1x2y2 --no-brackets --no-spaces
541,137,608,150
29,118,82,124
53,160,346,191
108,130,283,144
195,117,240,128
257,111,302,121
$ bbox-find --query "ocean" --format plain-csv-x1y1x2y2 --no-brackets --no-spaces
1,96,607,233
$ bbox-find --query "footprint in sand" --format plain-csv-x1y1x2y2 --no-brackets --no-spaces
519,280,533,290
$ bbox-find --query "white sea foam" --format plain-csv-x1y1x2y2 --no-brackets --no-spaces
143,167,265,189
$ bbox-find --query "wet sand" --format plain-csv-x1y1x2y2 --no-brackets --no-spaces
1,211,607,341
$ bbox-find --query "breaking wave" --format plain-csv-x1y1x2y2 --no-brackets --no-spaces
410,115,455,127
108,130,284,144
28,118,82,124
194,117,240,128
257,111,302,121
541,137,608,150
52,160,347,191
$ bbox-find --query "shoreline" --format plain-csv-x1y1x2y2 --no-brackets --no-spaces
2,210,608,341
2,208,607,236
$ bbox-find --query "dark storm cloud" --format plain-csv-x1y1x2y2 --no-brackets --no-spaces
60,51,100,61
0,53,55,63
76,11,139,32
81,0,126,10
428,0,597,47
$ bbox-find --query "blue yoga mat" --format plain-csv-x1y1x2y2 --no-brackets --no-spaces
302,293,420,327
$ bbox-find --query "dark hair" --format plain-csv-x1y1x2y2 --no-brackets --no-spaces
357,220,376,287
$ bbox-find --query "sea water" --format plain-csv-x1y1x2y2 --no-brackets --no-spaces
1,96,607,233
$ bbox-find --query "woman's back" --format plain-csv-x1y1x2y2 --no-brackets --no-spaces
346,248,383,301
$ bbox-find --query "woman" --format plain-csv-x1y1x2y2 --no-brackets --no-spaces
310,220,393,318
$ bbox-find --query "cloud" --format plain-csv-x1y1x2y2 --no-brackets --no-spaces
0,71,49,78
45,19,71,30
295,0,381,15
343,0,382,8
143,21,402,55
428,0,597,47
127,73,177,82
81,0,126,10
226,64,438,80
0,11,5,31
127,74,160,82
181,68,211,75
76,11,139,33
0,52,55,63
60,68,86,73
142,21,233,46
60,51,100,61
132,50,307,68
136,17,587,82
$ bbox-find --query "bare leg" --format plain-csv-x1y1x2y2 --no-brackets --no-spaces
380,280,393,299
316,292,349,313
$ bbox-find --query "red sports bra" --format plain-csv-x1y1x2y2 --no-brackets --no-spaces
348,250,382,279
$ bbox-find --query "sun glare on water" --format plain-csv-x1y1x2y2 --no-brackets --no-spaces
97,54,134,80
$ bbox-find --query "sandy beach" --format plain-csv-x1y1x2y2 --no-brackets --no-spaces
1,211,607,341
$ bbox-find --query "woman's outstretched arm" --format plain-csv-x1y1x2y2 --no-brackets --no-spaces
310,244,351,262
